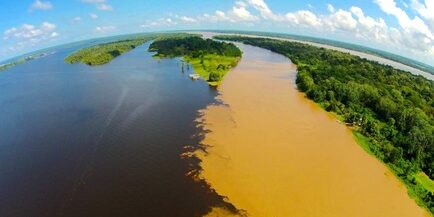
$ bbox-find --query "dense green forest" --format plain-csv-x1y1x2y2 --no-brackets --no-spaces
64,33,194,66
214,35,434,214
149,36,241,86
65,37,154,65
213,30,434,75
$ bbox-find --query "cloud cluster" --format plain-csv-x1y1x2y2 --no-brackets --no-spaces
3,22,58,41
145,0,433,59
72,16,82,23
2,0,433,64
90,13,98,19
3,22,58,52
95,25,116,33
82,0,113,11
30,0,53,11
411,0,434,31
141,18,178,28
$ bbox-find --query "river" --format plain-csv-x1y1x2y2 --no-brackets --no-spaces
196,43,430,217
0,41,235,217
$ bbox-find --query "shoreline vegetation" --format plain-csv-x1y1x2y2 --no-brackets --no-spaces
64,36,154,66
64,33,195,66
214,35,434,215
148,36,241,86
0,52,54,72
212,30,434,76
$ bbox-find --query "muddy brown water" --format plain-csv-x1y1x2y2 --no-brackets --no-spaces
196,43,430,217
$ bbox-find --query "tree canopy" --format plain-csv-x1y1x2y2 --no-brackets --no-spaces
149,36,241,86
65,38,151,65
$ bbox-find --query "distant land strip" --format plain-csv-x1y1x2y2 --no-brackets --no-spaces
64,33,194,66
0,52,54,72
209,30,434,76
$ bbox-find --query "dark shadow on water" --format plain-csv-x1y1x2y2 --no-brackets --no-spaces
0,42,238,217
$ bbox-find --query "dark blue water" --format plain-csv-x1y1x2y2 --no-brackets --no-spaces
0,42,234,216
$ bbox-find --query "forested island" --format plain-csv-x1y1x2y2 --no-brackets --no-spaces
0,59,28,71
149,36,241,86
0,52,54,71
64,33,196,66
65,37,154,65
214,35,434,214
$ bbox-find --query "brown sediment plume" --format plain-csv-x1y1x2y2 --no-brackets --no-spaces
195,43,430,217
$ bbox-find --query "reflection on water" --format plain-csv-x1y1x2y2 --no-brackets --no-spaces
0,42,235,216
196,44,430,217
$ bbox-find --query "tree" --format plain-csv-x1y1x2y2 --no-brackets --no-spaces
209,70,222,82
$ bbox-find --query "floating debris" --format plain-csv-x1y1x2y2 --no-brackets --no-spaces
189,74,201,80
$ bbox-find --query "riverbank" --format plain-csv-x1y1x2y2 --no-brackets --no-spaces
198,31,433,81
149,36,241,86
65,37,154,65
213,35,434,214
195,43,430,217
0,52,55,72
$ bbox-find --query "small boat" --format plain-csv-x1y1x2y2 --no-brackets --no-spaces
189,74,201,80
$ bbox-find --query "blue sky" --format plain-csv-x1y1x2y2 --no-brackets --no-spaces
0,0,433,65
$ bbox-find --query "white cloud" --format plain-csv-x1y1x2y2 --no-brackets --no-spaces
325,9,358,31
229,1,258,22
72,17,82,23
411,0,434,32
90,13,98,19
350,7,388,41
97,3,113,11
374,0,432,37
3,22,57,40
374,0,434,54
327,4,335,13
286,10,321,27
429,46,434,55
95,25,116,33
82,0,113,11
198,11,233,23
179,16,197,23
246,0,282,20
141,18,177,28
82,0,105,2
2,22,58,53
133,0,434,62
30,0,53,11
193,2,258,24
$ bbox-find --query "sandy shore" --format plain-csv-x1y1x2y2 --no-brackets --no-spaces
195,43,430,217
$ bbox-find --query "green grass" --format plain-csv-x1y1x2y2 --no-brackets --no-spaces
149,36,242,86
184,54,240,86
353,131,434,216
414,172,434,193
353,132,375,155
